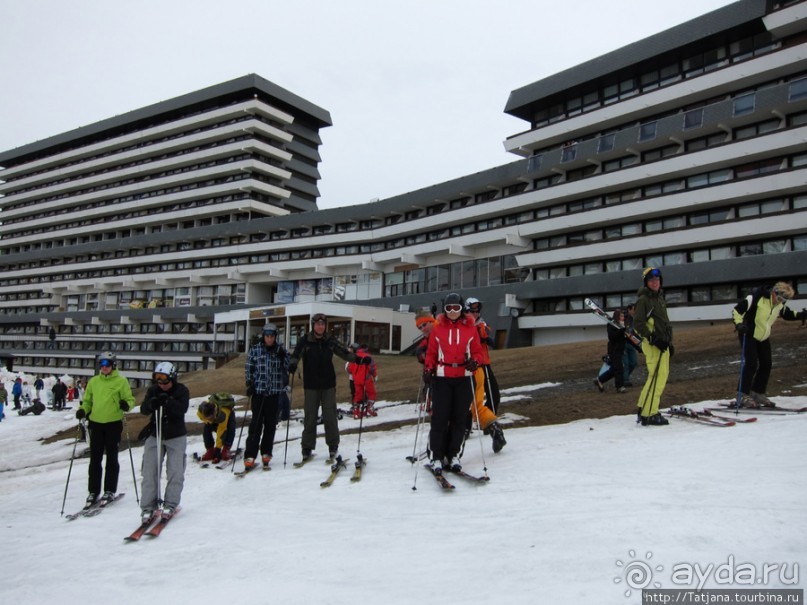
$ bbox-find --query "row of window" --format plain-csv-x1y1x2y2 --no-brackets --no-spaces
532,30,778,128
534,195,806,252
545,278,806,316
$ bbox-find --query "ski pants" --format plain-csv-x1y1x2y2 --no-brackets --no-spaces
739,335,772,395
141,433,186,512
474,365,501,414
245,393,280,459
430,376,473,461
301,387,339,454
471,368,497,431
87,420,123,495
353,378,376,406
202,415,235,450
637,343,670,418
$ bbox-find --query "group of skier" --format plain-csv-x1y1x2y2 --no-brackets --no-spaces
68,266,803,527
591,267,805,426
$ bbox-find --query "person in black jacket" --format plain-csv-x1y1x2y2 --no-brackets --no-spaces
594,309,628,394
51,378,68,410
732,281,805,407
138,361,189,523
288,313,366,462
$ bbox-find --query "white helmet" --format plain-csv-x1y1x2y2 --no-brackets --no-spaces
465,297,482,312
153,361,177,382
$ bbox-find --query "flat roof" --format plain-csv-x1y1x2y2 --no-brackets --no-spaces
504,0,768,121
0,73,332,165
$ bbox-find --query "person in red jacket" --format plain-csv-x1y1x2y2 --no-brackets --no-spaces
423,293,483,475
348,345,378,418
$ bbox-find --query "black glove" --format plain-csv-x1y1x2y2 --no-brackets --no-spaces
652,337,669,352
246,385,256,397
288,361,298,374
119,400,129,411
75,408,86,420
151,393,168,409
359,356,372,365
422,370,433,385
669,344,675,357
735,323,749,336
464,358,479,372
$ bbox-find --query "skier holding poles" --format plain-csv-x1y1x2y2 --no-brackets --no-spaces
634,268,672,426
423,293,484,474
138,361,189,524
243,323,289,472
75,351,136,509
732,281,805,408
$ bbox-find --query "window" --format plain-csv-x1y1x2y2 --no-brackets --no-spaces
683,108,704,130
598,134,615,153
733,93,755,117
789,78,807,102
638,122,657,142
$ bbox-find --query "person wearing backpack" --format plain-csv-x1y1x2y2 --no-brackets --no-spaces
197,393,236,463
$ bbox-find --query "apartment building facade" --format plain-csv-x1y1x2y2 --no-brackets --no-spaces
1,0,805,385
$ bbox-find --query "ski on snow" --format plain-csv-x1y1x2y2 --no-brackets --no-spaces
192,449,242,470
714,402,807,414
320,456,349,488
447,468,490,483
667,407,735,427
351,454,366,483
145,507,181,538
424,464,455,490
124,512,161,542
65,493,125,521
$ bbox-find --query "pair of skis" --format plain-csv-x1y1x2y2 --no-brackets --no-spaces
667,407,743,427
192,449,242,470
294,453,367,486
64,493,125,521
423,464,489,490
124,507,181,542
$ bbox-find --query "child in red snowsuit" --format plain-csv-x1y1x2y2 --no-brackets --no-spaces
348,346,377,418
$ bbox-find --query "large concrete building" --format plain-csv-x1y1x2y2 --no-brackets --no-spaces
1,0,805,385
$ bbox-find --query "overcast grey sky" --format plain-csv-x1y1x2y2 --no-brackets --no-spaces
0,0,735,209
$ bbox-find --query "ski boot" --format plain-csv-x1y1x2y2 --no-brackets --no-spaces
219,446,232,462
365,401,377,417
484,422,507,453
200,447,217,462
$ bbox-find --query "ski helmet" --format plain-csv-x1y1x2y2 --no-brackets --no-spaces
98,351,117,369
642,266,663,287
443,292,464,312
465,297,482,312
153,361,177,383
262,323,279,337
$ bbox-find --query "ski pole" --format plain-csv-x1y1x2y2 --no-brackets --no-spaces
123,414,140,505
355,393,366,471
283,376,294,469
155,409,163,508
60,421,83,516
231,396,252,473
470,373,489,479
733,333,747,415
411,384,430,491
410,383,426,464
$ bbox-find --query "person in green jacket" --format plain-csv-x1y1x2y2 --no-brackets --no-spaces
75,351,136,509
634,267,672,427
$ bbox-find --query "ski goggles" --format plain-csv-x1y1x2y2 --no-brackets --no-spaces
99,359,113,368
467,306,481,313
645,269,661,279
772,286,792,301
444,304,463,313
153,373,171,384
